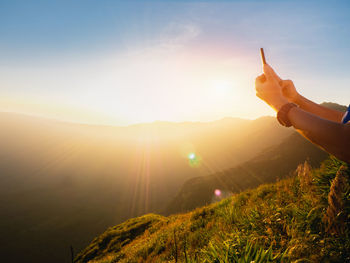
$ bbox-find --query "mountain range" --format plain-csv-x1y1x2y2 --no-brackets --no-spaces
1,102,345,263
0,112,291,263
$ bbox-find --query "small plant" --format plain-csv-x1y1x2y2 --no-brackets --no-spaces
173,228,178,262
296,161,312,192
201,240,286,263
323,164,349,235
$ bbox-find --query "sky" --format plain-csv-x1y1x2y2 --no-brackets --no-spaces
0,0,349,125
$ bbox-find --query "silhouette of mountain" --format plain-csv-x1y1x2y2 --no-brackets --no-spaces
164,102,346,215
165,132,328,215
0,112,290,263
1,101,344,262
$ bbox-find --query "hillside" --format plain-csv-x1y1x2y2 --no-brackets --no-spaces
165,132,328,214
0,113,291,263
1,103,345,262
75,158,350,262
164,102,346,215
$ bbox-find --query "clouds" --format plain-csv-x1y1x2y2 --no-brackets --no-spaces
1,1,350,125
159,22,201,49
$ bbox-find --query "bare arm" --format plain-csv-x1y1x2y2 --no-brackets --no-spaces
265,70,345,122
285,83,344,122
255,64,350,163
288,106,350,162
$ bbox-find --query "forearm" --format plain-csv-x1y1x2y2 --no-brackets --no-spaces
293,94,344,123
288,107,350,162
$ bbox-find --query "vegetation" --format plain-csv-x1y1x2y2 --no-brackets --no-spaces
166,132,328,214
76,157,350,262
1,102,345,262
0,113,292,263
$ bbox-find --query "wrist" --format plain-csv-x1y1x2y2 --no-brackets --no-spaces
277,103,298,127
273,97,289,112
291,93,302,104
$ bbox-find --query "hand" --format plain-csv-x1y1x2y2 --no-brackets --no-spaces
255,64,288,112
257,65,300,103
280,79,299,103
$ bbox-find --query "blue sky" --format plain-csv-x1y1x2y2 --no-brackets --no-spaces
0,0,349,125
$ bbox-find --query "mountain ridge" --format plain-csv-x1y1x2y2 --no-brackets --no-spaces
1,102,345,262
0,112,291,263
165,132,328,215
164,102,346,215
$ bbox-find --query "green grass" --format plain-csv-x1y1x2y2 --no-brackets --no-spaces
75,157,350,263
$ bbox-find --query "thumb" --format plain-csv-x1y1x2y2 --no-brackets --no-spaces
263,64,281,82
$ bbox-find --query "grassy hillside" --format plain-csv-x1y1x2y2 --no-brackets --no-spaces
0,113,291,263
1,103,345,262
166,132,328,214
75,157,350,262
164,101,347,216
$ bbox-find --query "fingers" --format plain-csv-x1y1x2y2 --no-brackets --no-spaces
263,64,273,80
256,92,263,100
255,75,264,94
270,66,282,82
280,79,293,90
281,79,293,87
255,74,265,83
263,64,281,82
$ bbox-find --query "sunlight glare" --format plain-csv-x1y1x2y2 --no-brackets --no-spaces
188,152,196,160
209,79,234,99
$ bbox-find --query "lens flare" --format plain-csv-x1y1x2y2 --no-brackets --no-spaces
187,152,201,167
188,153,196,160
214,189,221,196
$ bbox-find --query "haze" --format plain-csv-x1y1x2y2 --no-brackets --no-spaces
1,0,350,125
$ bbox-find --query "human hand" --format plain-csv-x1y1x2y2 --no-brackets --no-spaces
255,64,288,112
257,65,300,103
280,79,299,103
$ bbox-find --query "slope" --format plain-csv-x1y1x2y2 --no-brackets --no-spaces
0,113,291,263
164,102,347,215
75,158,350,262
165,132,329,215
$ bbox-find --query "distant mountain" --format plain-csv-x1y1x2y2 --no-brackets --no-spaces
0,112,291,263
165,132,329,215
321,102,347,112
2,101,344,263
164,102,346,215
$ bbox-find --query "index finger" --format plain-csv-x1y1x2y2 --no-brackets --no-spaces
263,64,281,82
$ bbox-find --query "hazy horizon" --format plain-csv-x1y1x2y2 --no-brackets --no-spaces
0,109,263,127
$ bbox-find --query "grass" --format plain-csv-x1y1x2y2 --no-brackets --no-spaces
75,157,350,262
